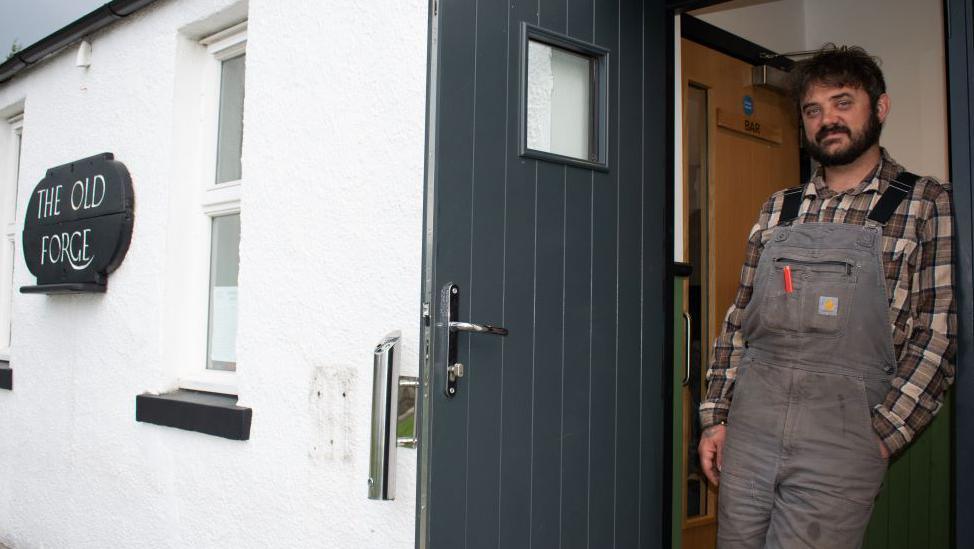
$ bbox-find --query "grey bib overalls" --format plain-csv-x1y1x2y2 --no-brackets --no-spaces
717,220,895,549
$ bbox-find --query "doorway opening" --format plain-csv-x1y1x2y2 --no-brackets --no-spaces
671,2,952,548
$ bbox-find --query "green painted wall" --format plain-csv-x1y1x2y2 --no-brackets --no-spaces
672,277,686,549
863,393,953,549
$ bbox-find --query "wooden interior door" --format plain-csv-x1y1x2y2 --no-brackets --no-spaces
676,38,800,549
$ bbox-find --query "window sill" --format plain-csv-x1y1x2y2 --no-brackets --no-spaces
135,390,251,440
0,361,10,390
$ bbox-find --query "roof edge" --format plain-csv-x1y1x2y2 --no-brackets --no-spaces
0,0,159,85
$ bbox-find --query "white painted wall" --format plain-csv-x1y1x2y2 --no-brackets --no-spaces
673,18,684,261
693,0,949,179
0,0,427,546
694,0,806,55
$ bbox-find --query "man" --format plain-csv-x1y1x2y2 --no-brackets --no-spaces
697,45,956,548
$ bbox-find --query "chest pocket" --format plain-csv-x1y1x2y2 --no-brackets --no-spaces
760,256,858,337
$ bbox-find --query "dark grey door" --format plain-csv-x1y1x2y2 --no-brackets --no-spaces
946,0,974,546
419,1,670,547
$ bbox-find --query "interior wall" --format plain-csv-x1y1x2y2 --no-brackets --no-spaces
674,18,684,261
693,0,806,55
693,0,949,180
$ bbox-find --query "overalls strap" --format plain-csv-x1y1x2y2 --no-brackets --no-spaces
867,171,919,225
777,171,919,227
778,186,805,225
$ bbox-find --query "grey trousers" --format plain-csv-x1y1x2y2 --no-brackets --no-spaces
717,360,889,549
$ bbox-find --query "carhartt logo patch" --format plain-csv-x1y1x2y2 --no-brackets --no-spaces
818,296,839,316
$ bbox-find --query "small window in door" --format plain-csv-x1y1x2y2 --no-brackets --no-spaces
520,25,608,170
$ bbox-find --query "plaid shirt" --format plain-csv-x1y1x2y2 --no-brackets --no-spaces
699,149,956,456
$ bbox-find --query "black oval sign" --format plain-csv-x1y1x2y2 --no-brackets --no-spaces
21,153,134,293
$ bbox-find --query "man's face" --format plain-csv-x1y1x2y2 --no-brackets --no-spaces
800,83,887,167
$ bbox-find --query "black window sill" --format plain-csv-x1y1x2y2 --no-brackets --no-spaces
136,390,251,440
0,361,10,390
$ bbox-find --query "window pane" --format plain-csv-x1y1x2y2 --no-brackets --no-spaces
526,40,593,160
206,214,240,371
215,54,246,184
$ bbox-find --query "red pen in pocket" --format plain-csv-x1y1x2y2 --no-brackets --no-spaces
783,265,794,293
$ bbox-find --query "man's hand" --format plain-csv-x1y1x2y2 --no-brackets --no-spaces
698,424,726,486
878,439,890,460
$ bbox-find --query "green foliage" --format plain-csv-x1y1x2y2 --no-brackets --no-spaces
6,40,22,61
397,413,414,438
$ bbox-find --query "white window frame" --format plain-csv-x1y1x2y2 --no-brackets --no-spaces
177,23,247,395
0,113,23,361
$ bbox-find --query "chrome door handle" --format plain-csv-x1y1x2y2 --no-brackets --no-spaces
369,331,419,500
682,312,692,386
439,283,508,398
450,321,509,336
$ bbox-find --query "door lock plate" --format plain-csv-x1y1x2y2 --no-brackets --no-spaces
443,283,461,397
439,282,508,398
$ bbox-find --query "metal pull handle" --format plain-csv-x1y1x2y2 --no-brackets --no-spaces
369,331,419,501
682,312,692,386
450,321,509,336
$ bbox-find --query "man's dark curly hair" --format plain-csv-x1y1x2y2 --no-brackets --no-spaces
789,44,886,109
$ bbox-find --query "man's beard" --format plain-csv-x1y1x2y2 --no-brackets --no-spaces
804,110,883,167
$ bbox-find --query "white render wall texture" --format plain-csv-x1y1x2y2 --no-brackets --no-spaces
0,0,428,547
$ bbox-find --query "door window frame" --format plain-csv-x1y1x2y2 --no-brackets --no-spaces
518,23,611,171
671,2,974,546
415,1,974,545
945,0,974,546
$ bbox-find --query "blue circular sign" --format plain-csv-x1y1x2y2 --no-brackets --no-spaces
743,95,754,116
